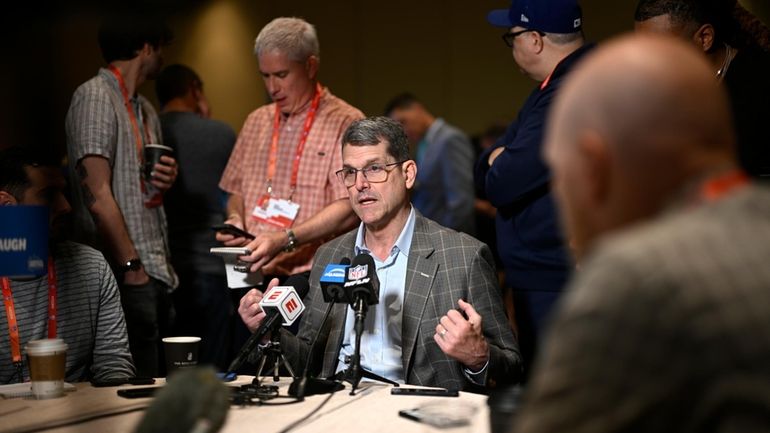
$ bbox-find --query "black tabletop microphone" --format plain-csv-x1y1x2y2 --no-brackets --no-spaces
342,253,381,394
344,253,380,307
135,368,229,433
288,258,351,399
319,257,351,303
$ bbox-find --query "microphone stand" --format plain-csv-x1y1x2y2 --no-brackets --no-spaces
343,296,400,395
288,301,344,399
254,332,296,382
226,312,281,375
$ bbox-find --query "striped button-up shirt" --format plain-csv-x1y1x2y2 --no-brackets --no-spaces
66,68,177,288
0,242,135,383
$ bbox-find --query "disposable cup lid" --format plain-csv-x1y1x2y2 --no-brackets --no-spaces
144,144,174,151
162,336,201,344
25,338,68,355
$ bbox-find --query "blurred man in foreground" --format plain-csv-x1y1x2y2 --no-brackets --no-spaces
513,34,770,433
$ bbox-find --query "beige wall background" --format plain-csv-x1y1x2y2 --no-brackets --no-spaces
1,0,767,156
148,0,639,135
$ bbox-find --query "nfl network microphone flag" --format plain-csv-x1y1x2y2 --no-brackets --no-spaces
259,286,305,326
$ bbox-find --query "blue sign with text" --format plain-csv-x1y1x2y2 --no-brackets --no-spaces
0,205,48,278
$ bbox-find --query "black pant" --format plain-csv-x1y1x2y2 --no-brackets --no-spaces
172,272,233,371
511,289,560,382
119,278,175,377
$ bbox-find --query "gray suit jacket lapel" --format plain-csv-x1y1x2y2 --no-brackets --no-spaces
402,214,438,376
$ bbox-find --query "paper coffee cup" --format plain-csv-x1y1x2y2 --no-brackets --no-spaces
143,144,174,182
25,338,68,399
162,336,200,376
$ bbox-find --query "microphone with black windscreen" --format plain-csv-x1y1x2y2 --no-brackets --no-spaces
342,253,393,394
135,367,230,433
319,257,351,303
227,274,309,375
343,253,380,306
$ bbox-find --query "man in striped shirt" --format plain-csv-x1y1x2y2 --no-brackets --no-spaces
66,15,177,377
0,147,134,383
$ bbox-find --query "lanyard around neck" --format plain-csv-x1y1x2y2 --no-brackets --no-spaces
1,258,57,368
265,82,323,201
107,65,151,164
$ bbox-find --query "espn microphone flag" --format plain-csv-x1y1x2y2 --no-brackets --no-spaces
259,286,305,326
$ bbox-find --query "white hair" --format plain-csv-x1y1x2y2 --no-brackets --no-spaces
254,17,320,62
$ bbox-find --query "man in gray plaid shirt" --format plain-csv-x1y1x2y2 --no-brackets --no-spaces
513,34,770,432
239,117,521,390
65,14,178,378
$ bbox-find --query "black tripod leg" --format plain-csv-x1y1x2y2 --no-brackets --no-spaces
255,353,269,379
281,354,297,378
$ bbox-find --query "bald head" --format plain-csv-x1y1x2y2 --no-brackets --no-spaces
546,34,736,259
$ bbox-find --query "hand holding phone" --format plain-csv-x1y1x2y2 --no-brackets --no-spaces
209,247,252,256
212,224,256,240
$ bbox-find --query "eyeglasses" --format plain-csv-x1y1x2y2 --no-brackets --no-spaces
335,161,406,187
501,29,545,48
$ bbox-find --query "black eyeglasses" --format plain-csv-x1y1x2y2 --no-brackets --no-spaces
501,29,545,47
335,161,406,187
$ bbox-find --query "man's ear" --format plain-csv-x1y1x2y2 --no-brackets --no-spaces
578,130,611,206
532,31,545,55
134,42,151,59
190,84,202,102
305,55,319,80
692,23,715,52
403,160,417,190
0,191,19,206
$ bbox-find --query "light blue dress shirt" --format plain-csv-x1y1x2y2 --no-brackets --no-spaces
335,207,416,383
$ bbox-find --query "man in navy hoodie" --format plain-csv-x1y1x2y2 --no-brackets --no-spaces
477,0,593,379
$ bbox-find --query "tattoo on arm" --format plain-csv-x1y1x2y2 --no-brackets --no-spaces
76,163,88,180
82,183,96,209
77,163,97,208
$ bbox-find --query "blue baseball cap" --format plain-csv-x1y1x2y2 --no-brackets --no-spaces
487,0,583,33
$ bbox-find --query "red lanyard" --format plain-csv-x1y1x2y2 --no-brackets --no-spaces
540,71,554,90
2,258,57,369
107,65,152,165
699,169,749,202
266,83,323,201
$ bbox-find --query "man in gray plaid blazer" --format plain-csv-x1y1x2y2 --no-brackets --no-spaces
239,117,521,390
513,35,770,432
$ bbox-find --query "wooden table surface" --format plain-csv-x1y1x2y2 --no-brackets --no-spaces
0,377,490,433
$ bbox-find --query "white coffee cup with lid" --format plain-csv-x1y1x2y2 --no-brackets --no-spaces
25,338,68,399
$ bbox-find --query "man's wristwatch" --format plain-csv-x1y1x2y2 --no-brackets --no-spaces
284,229,297,252
119,258,142,273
